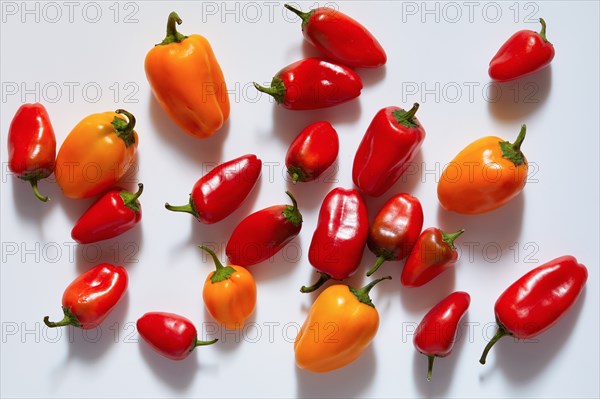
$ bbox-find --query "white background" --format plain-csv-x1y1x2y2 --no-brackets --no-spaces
1,1,599,398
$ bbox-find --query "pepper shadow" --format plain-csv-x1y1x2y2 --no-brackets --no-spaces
295,345,377,398
285,161,338,210
75,225,144,273
202,307,257,354
397,268,457,314
247,236,304,281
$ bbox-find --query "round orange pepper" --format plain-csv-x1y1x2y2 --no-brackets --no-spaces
437,124,528,214
294,276,390,373
145,12,230,138
55,110,138,199
200,246,256,330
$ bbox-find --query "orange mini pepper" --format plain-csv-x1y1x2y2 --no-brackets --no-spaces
437,124,528,214
200,246,256,330
145,12,230,138
55,109,138,199
294,276,390,373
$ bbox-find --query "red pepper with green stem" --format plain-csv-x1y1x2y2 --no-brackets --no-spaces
7,103,56,202
401,227,464,287
366,193,423,276
480,256,587,365
286,121,339,183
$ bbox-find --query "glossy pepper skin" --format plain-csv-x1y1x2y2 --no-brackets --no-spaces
489,18,555,82
353,104,425,197
284,4,386,68
200,246,256,330
44,263,128,329
137,312,218,360
295,276,391,373
415,292,470,381
366,194,423,276
145,12,230,137
480,256,587,365
254,58,362,110
401,228,464,287
55,109,138,199
72,183,143,244
165,154,262,223
7,103,56,202
286,121,339,183
226,192,302,267
302,188,369,293
438,125,528,214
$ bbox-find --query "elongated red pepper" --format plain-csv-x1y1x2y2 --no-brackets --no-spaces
165,154,261,223
226,191,302,266
401,227,464,287
44,263,128,329
286,121,339,183
366,194,423,276
284,4,386,68
302,188,368,293
489,18,555,82
137,312,218,361
254,58,362,110
414,292,470,381
71,183,143,244
353,103,425,197
480,256,587,365
7,103,56,202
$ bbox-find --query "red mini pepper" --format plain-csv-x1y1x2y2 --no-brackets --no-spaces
353,103,425,197
71,183,143,244
44,263,128,329
302,188,369,293
7,103,56,202
226,191,302,266
414,291,470,381
366,194,423,276
286,121,339,183
401,227,464,287
480,256,587,365
254,58,362,110
284,4,386,68
137,312,218,361
489,18,555,82
165,154,262,223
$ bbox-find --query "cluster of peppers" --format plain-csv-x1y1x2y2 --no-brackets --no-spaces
7,4,587,381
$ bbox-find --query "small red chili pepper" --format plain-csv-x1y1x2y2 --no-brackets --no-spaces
165,154,262,223
43,263,128,329
284,4,386,68
401,227,464,287
226,191,302,266
414,291,470,381
7,103,56,202
286,121,339,183
480,256,587,365
137,312,218,361
253,58,362,110
71,183,143,244
353,103,425,197
366,193,423,276
489,18,555,82
301,188,368,293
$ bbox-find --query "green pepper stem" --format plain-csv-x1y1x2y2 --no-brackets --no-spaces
43,307,81,328
253,78,286,104
121,183,143,212
284,4,309,19
479,325,510,365
113,109,137,147
300,272,331,293
254,82,277,96
441,229,465,249
193,338,218,349
539,18,548,42
199,245,224,271
292,173,299,184
366,256,387,277
350,276,392,307
159,11,188,45
165,195,199,218
30,179,49,202
402,103,420,120
512,124,527,152
427,356,435,381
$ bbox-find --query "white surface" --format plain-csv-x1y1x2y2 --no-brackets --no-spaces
1,1,599,398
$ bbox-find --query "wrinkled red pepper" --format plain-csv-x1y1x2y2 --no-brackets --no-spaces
353,103,425,197
414,291,470,381
254,58,362,110
71,183,143,244
7,103,56,202
480,256,587,364
165,154,261,223
286,121,339,183
302,188,369,293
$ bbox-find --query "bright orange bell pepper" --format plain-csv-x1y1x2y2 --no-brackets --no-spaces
55,110,138,199
437,124,528,214
294,276,390,373
200,246,256,330
145,12,230,138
